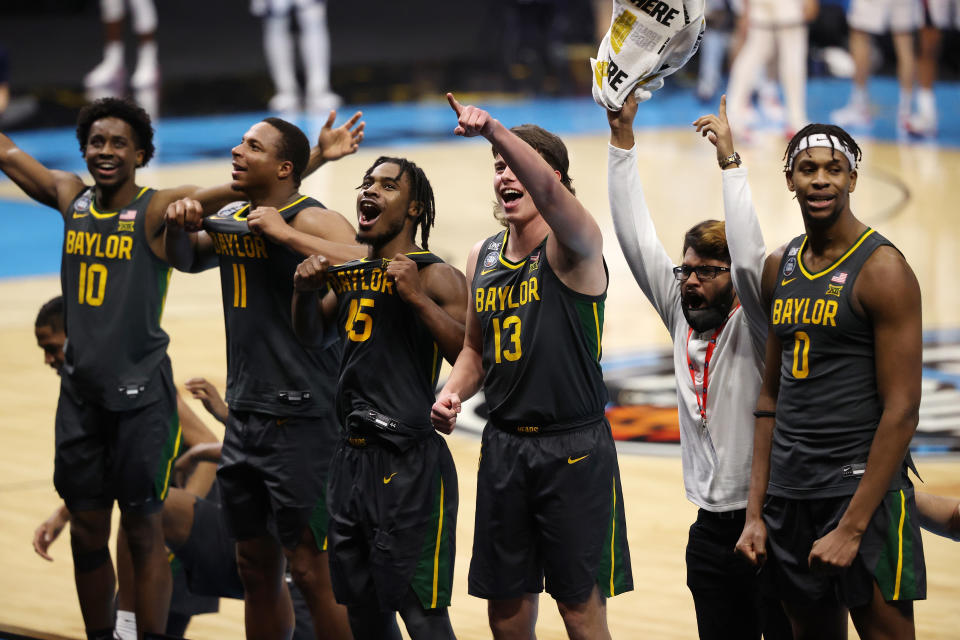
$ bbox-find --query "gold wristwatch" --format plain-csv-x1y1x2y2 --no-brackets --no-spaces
719,151,741,169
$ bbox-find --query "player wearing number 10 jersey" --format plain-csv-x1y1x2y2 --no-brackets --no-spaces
0,97,284,638
735,125,925,639
432,95,632,639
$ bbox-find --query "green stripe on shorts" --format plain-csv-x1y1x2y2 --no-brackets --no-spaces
596,475,631,597
153,410,182,501
875,489,920,601
309,484,329,551
411,471,454,609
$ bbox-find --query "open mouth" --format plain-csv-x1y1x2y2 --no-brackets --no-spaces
806,194,835,210
682,291,706,310
231,163,246,180
95,162,119,177
500,188,523,207
357,199,381,230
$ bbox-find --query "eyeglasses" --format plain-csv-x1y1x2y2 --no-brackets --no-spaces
672,265,731,282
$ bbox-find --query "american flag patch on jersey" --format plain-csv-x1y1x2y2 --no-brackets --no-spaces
831,272,848,284
119,209,137,220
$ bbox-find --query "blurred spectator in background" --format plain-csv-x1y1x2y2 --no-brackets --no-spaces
831,0,921,130
725,0,818,141
253,0,340,114
906,0,960,137
697,0,737,103
84,0,159,100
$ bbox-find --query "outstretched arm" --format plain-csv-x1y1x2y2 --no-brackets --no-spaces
693,95,768,352
606,92,682,330
809,247,922,573
162,198,216,273
447,93,603,263
246,205,365,263
387,255,467,365
0,132,85,216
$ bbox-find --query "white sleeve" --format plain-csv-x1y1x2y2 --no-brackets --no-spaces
608,143,680,330
722,166,767,353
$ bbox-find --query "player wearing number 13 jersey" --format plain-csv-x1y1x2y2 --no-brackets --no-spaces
432,96,631,639
736,126,925,639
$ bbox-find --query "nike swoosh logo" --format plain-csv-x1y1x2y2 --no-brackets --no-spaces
568,455,589,465
481,268,496,275
276,418,289,426
780,278,797,286
72,212,88,218
383,472,398,484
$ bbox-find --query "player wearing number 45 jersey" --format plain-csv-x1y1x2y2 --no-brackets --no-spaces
735,125,925,639
292,156,466,640
163,115,367,640
432,94,632,640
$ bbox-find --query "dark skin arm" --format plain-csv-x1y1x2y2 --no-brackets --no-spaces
0,132,86,217
735,247,786,566
246,205,364,262
291,255,340,348
807,246,922,573
386,254,467,365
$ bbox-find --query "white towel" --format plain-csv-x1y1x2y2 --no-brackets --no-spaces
592,0,707,109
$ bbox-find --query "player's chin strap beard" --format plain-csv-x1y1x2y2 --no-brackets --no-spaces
682,289,735,333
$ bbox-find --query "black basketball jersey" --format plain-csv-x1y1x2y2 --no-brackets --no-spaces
769,228,909,498
472,230,608,432
203,196,337,417
60,186,171,410
328,251,445,431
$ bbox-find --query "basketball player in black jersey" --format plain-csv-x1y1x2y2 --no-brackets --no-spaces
735,126,925,639
290,156,466,639
432,95,632,639
163,117,363,640
0,97,362,640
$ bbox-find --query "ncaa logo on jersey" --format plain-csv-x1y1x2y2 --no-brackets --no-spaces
483,252,497,268
783,256,796,277
216,201,247,218
75,192,92,213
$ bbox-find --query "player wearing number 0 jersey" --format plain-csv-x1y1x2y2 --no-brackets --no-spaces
163,115,365,640
736,125,925,639
432,94,631,639
292,156,466,640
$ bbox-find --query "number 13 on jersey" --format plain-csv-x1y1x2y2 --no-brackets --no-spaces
492,315,522,363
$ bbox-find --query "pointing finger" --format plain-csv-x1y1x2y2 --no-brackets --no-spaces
446,92,463,116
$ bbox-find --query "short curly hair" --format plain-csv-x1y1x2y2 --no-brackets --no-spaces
76,98,156,167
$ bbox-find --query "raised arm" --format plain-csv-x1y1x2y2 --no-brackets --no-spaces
446,93,602,262
387,255,467,365
304,110,365,176
431,241,485,434
808,246,922,572
693,95,767,351
736,250,785,566
247,205,365,263
606,93,681,330
0,131,85,216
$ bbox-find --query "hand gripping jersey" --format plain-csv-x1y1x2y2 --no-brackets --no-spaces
472,231,608,432
769,229,912,498
203,197,337,417
327,252,446,431
61,186,172,409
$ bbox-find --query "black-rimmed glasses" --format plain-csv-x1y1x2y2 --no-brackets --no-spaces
672,265,731,282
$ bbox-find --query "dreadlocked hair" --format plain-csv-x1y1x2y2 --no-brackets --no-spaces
363,156,437,249
76,97,155,167
783,124,862,173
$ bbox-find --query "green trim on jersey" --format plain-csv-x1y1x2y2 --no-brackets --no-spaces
574,299,604,363
309,485,330,552
875,489,920,601
596,475,631,597
153,410,182,501
797,228,875,280
156,266,172,324
411,472,454,609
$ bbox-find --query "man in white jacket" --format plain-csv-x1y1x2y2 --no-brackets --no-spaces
607,94,790,639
